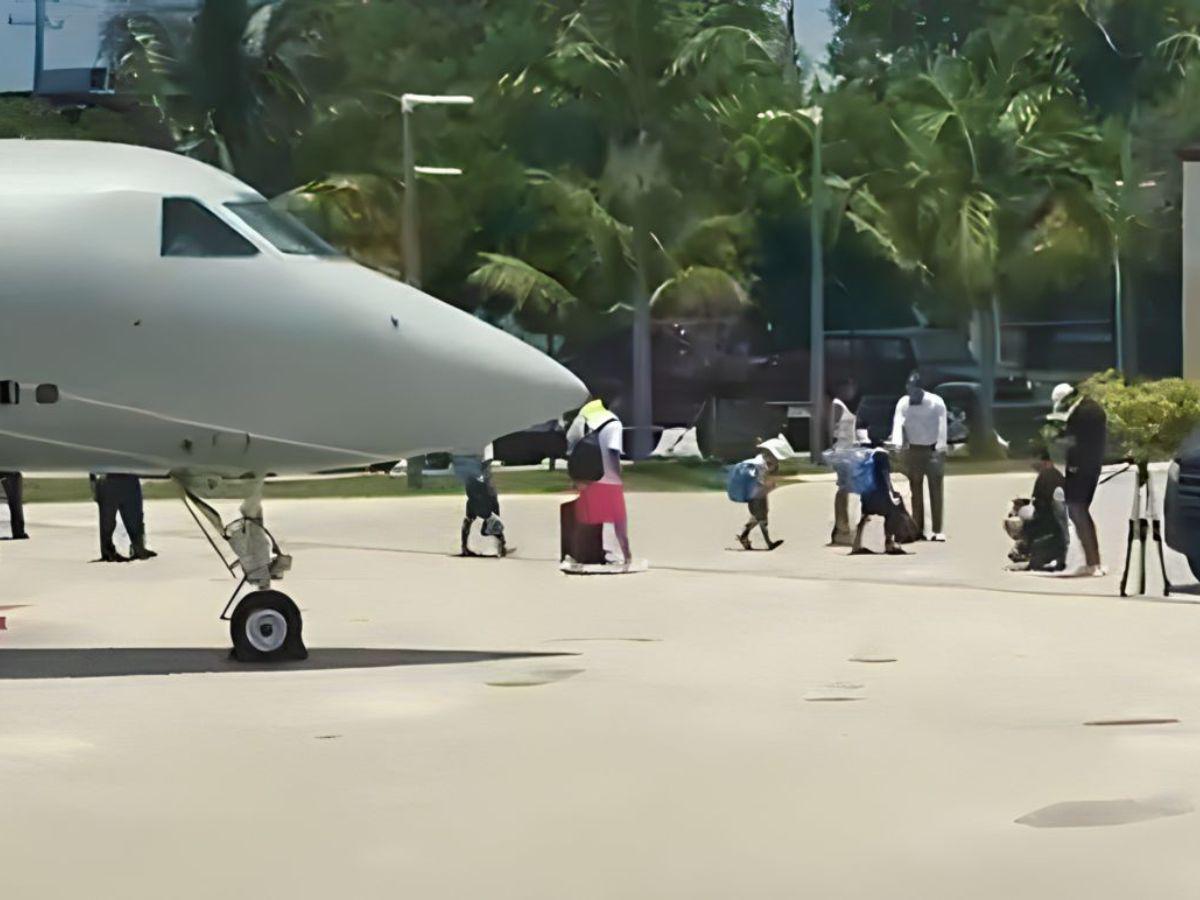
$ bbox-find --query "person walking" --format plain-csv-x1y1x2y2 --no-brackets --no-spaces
453,447,508,558
0,471,28,540
889,372,948,542
731,439,788,551
829,379,857,546
566,389,632,566
91,473,156,562
1053,383,1107,577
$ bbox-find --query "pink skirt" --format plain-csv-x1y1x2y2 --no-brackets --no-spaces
576,482,627,525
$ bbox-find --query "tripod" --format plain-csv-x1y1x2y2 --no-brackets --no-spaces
1119,462,1173,597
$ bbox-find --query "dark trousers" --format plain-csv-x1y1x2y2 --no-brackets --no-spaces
96,475,145,554
0,472,24,537
904,446,944,535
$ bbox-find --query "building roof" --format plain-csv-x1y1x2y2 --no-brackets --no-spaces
0,139,260,202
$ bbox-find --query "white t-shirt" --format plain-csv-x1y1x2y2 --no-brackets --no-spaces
567,410,624,485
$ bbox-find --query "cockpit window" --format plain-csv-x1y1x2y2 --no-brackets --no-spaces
225,201,340,256
161,198,258,258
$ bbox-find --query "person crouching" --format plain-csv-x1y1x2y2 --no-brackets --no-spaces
1004,451,1068,572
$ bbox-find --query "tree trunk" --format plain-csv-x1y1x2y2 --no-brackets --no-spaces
629,205,655,461
971,302,1001,459
1118,124,1139,378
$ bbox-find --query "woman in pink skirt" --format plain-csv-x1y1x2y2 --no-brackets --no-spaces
567,395,632,564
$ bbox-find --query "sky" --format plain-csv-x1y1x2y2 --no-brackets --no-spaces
1,1,836,95
793,0,835,71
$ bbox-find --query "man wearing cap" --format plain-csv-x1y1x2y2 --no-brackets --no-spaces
889,372,949,541
1052,383,1108,577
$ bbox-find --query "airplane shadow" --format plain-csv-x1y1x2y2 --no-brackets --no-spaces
0,647,571,680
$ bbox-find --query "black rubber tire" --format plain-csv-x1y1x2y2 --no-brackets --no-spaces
1188,557,1200,584
229,590,307,662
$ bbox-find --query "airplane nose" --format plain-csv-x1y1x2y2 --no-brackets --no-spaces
283,263,591,457
327,268,590,453
424,309,590,446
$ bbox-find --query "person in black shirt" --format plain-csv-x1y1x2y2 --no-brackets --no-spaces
1008,452,1068,571
1053,383,1107,576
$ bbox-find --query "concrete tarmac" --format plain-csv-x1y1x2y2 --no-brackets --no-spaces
2,468,1200,898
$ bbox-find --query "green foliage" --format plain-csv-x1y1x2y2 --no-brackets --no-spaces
91,0,1200,379
0,96,162,144
1080,370,1200,463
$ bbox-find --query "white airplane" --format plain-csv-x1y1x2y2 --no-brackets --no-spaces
0,139,588,660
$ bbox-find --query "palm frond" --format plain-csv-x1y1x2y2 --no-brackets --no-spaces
648,266,749,319
468,253,579,314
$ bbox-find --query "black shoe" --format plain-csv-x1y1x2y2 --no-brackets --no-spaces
737,533,753,551
99,551,130,563
766,540,785,552
131,547,158,561
11,532,28,540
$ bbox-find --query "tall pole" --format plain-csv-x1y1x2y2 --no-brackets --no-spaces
33,0,45,94
401,107,421,290
808,116,825,464
401,106,424,487
1113,242,1124,373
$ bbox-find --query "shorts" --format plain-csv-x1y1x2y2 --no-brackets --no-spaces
860,488,895,518
1064,466,1101,506
577,482,627,525
747,496,769,524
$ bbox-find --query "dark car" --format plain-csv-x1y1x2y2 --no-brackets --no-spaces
1165,429,1200,580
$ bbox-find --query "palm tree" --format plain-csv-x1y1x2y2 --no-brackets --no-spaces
110,0,325,194
499,0,784,457
844,37,1116,454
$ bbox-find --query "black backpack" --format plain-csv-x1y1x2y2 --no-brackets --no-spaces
567,418,617,483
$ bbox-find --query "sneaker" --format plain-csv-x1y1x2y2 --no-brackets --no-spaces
930,533,947,543
1062,564,1099,578
737,534,753,551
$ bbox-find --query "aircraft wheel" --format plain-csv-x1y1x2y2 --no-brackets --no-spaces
230,590,307,662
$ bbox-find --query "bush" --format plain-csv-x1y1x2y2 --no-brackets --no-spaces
1079,370,1200,464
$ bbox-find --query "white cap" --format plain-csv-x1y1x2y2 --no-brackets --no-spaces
1051,383,1074,410
757,436,794,462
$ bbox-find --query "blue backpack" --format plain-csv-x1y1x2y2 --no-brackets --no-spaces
727,461,763,503
847,450,879,496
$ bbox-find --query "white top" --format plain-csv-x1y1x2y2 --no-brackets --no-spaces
830,398,857,451
890,392,948,451
567,408,624,485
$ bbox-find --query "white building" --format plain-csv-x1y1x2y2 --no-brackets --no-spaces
1,0,196,95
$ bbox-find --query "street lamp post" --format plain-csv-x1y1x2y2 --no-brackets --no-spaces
398,92,473,487
805,108,825,465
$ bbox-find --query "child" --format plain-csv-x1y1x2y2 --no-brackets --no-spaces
851,448,918,555
732,440,789,551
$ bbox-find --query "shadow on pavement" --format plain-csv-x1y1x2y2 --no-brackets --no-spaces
0,647,570,679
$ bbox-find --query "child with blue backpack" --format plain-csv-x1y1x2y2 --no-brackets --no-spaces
730,440,789,551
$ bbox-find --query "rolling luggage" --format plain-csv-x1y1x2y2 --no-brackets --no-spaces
560,499,604,564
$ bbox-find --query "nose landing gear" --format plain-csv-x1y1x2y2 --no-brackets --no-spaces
177,477,307,662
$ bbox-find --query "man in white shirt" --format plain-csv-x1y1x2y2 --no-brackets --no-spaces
889,372,948,541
